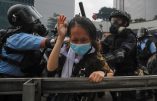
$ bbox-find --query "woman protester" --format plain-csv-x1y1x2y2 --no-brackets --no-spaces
47,15,113,101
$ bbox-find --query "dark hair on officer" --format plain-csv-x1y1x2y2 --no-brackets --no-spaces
109,10,131,27
68,16,97,41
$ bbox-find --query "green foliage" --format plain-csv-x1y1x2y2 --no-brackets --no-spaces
96,7,117,20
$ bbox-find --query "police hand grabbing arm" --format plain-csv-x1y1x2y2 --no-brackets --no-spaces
114,49,126,63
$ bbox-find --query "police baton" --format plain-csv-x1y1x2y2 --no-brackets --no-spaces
79,2,86,17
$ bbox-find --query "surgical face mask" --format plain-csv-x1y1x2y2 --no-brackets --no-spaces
70,43,91,55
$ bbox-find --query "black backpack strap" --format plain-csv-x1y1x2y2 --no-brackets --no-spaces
1,28,20,44
0,55,21,67
0,28,21,54
4,46,34,54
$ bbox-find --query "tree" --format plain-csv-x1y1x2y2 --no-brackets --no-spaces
92,7,117,21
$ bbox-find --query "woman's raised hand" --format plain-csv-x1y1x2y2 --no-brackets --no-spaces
57,15,67,40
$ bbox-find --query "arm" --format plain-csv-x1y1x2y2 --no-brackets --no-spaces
89,68,113,83
106,32,136,63
6,33,47,50
107,69,114,77
89,55,113,83
47,15,67,72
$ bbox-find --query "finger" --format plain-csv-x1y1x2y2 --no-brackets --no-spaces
94,74,100,82
60,15,64,22
89,73,96,82
95,74,104,83
63,16,66,22
89,74,93,82
60,16,64,22
96,76,103,83
89,72,94,79
60,16,66,24
61,15,66,22
95,77,100,83
58,16,62,24
90,73,97,82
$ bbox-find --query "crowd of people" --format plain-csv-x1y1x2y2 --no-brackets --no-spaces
0,4,157,101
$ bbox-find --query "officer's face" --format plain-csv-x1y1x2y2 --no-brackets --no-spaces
70,25,91,44
111,17,123,27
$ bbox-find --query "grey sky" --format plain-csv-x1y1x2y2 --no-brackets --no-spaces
75,0,113,19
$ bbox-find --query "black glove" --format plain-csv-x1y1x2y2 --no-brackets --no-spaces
114,49,125,63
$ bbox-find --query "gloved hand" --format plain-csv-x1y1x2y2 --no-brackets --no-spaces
118,27,126,33
114,49,125,63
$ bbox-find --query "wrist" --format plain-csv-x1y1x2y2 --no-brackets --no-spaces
55,36,65,46
57,36,65,42
57,35,65,41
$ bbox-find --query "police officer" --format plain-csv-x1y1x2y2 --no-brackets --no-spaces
103,10,137,101
147,53,157,101
137,28,156,101
137,27,156,68
0,4,55,101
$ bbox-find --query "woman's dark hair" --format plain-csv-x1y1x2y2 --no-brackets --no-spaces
68,16,99,52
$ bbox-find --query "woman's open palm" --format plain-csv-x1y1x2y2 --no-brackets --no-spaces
57,15,67,38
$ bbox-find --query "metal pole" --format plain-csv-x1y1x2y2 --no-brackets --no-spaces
79,2,86,17
22,79,36,101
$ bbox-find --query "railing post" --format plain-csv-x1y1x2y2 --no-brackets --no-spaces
34,79,41,101
22,79,36,101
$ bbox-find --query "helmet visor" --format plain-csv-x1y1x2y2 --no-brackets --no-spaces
20,6,42,24
28,6,42,20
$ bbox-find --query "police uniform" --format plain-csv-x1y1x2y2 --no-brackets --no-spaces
104,10,137,101
0,33,46,77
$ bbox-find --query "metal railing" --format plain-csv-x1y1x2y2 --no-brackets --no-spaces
1,76,157,101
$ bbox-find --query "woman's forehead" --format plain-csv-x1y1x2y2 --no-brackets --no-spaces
70,26,89,37
71,25,86,32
